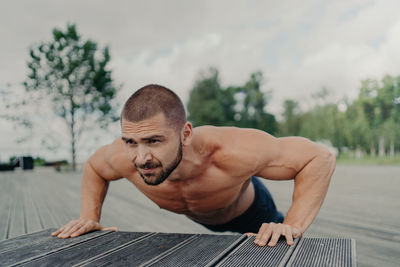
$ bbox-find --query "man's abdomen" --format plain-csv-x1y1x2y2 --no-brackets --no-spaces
184,178,254,225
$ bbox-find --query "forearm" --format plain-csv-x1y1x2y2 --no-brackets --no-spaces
80,160,109,222
283,150,336,233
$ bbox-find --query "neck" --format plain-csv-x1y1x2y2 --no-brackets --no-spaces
167,144,198,181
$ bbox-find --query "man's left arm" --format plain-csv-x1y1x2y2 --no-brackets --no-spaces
214,128,336,247
253,135,336,247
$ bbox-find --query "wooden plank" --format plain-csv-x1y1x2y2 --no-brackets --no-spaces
81,233,195,266
33,173,79,228
61,178,81,220
0,229,357,267
29,180,59,229
24,190,44,233
0,230,111,266
145,234,244,267
0,174,9,239
0,174,13,240
0,229,54,254
216,236,300,267
21,231,150,267
285,238,356,267
37,177,73,226
8,186,26,238
0,193,12,240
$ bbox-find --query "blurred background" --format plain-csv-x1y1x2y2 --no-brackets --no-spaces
1,0,400,169
1,2,400,266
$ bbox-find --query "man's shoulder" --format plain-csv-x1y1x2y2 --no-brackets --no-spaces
192,125,236,149
92,138,135,180
192,126,277,177
193,125,274,145
192,125,271,158
195,125,279,161
193,125,240,138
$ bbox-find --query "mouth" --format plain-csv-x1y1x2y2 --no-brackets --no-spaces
140,167,158,174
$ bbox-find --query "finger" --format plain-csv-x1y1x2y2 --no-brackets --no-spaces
258,227,273,246
285,224,302,239
71,220,104,237
51,227,65,236
56,221,78,237
101,226,118,232
268,230,282,247
284,228,294,246
255,223,268,244
60,222,84,238
70,225,91,237
67,222,88,237
57,225,74,238
245,232,256,238
293,228,302,239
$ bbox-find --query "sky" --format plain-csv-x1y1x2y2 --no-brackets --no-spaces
1,0,400,162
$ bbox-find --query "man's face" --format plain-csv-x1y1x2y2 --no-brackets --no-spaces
121,113,183,186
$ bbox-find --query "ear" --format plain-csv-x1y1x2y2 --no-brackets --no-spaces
181,122,193,146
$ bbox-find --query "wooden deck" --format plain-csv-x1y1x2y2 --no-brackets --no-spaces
0,165,399,266
1,229,356,266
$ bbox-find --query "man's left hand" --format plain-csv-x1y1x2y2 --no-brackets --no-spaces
247,223,302,247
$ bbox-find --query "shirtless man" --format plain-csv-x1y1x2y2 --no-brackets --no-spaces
52,84,336,247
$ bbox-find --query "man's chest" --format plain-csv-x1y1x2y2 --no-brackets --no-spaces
125,167,247,214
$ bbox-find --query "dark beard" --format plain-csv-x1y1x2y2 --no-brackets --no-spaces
137,141,183,186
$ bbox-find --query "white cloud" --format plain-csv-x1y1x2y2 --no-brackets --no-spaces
1,0,400,161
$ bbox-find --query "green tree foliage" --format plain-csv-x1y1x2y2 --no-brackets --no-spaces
279,99,302,136
375,76,400,155
278,75,400,157
187,68,235,126
23,24,120,171
233,72,276,133
342,103,371,151
350,76,400,156
187,68,276,134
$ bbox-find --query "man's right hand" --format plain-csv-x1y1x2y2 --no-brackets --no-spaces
51,219,118,238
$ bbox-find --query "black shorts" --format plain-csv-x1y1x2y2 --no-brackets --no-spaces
198,177,284,234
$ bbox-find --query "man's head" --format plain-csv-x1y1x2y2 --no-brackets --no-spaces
121,84,186,132
120,85,192,186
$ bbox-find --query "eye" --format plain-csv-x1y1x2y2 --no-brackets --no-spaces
148,139,160,144
125,139,137,145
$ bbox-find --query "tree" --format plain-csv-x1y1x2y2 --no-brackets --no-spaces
375,75,400,156
187,68,235,126
353,76,400,156
187,68,276,134
233,72,277,134
279,88,347,154
342,103,371,154
0,83,33,129
23,24,120,171
279,99,301,136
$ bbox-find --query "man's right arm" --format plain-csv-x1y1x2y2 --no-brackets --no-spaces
52,143,123,238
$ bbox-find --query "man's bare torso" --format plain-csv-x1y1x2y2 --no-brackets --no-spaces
104,126,257,225
54,112,334,243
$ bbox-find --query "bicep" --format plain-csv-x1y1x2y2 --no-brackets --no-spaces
213,128,288,180
255,136,322,180
213,127,324,181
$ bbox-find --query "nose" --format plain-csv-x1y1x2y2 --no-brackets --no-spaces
135,145,152,165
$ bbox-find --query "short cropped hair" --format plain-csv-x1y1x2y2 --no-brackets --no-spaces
121,84,186,131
